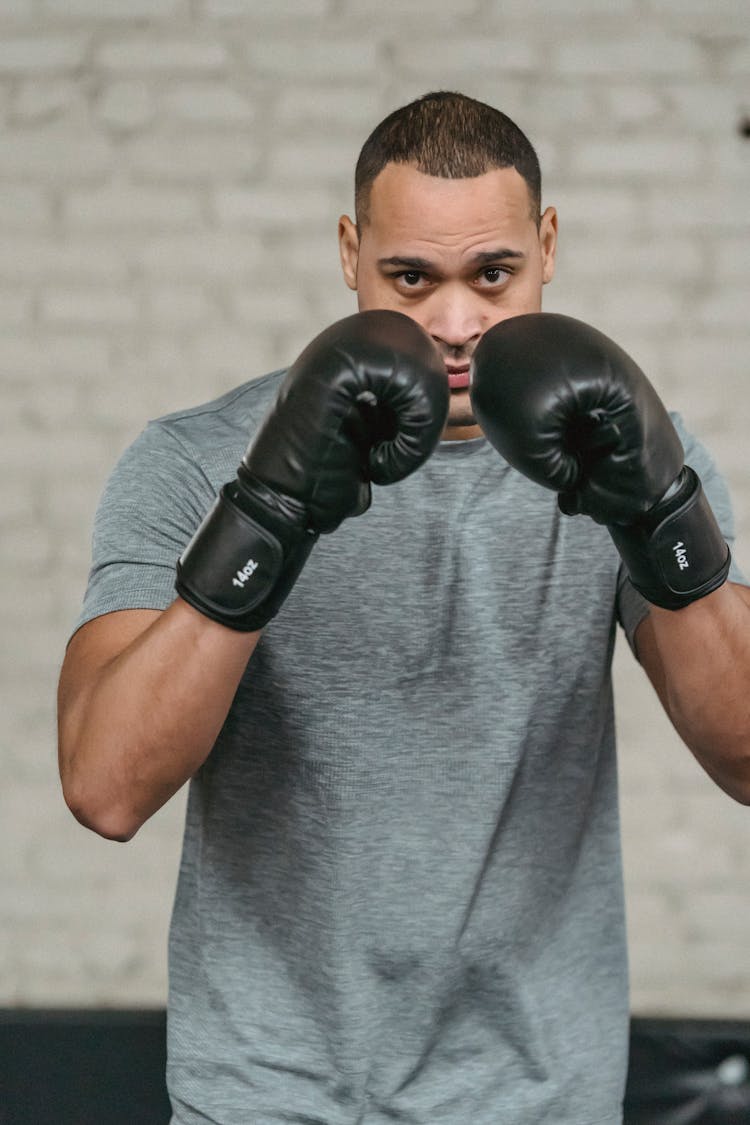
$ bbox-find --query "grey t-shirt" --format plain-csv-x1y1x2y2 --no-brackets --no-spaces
75,371,745,1125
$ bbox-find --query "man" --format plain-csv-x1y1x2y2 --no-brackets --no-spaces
58,92,750,1124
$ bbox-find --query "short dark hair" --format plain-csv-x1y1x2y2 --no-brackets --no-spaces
354,91,542,228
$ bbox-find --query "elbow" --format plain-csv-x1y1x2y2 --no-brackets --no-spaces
701,747,750,807
64,788,140,842
722,783,750,808
58,715,144,841
728,770,750,807
73,803,139,843
60,758,141,843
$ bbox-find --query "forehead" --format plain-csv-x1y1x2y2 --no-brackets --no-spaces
364,162,535,250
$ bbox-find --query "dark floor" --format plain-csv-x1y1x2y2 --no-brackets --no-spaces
2,1010,750,1124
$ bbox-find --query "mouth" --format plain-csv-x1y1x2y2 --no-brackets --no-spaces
445,365,471,391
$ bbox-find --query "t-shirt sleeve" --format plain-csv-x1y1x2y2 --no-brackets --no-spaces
72,421,219,636
617,412,748,654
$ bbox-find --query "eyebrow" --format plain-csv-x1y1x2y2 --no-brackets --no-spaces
377,249,526,270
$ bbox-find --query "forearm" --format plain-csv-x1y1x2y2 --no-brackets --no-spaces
58,598,260,840
641,583,750,802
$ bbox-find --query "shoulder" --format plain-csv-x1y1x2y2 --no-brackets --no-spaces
148,369,287,460
114,369,287,493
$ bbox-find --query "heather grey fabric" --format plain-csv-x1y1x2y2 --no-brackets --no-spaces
75,373,745,1124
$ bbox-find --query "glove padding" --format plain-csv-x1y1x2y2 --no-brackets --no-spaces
470,312,730,610
176,309,449,630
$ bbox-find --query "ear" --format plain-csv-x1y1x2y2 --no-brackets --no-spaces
338,215,360,291
539,206,558,285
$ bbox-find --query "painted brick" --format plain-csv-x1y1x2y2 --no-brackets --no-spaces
0,36,89,74
711,133,750,178
95,79,156,130
357,0,480,14
162,81,256,124
269,137,359,182
200,0,329,15
0,288,32,323
498,82,600,129
244,37,380,80
0,235,130,281
696,288,750,328
664,336,750,385
3,332,110,375
645,184,750,230
664,80,745,131
40,286,140,325
605,85,667,126
554,34,706,77
0,0,35,18
0,521,50,567
147,285,215,326
230,288,309,326
95,36,227,73
265,231,346,281
2,0,750,1020
308,286,358,327
126,128,260,178
213,184,333,226
644,0,750,15
11,78,82,122
488,0,636,13
573,135,703,178
41,0,182,17
715,235,750,278
65,181,201,227
275,83,385,129
391,37,540,76
135,231,262,277
726,38,750,75
0,423,111,473
0,125,113,179
556,236,703,282
186,324,282,381
550,185,639,226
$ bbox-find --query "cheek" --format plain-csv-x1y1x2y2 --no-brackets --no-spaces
351,267,391,309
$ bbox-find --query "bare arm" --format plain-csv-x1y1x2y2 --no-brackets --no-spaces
58,598,261,842
634,581,750,804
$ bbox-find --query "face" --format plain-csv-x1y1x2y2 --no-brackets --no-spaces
339,162,558,440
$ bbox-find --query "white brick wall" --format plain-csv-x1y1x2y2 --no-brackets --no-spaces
3,1,749,1017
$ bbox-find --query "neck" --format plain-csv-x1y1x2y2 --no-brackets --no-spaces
442,422,484,442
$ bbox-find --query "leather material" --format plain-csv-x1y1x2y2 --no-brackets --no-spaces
470,313,729,609
608,468,730,610
244,308,449,534
471,312,685,524
176,309,448,629
175,483,317,631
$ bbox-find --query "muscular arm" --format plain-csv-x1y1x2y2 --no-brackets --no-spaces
58,599,260,842
634,581,750,804
58,312,448,844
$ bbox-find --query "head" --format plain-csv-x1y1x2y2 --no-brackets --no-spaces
339,91,558,440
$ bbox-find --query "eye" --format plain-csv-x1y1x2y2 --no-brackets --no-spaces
478,266,511,287
389,270,432,295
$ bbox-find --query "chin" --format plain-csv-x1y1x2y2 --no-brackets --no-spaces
448,398,475,430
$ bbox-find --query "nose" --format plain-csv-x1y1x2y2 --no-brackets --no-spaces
425,287,484,354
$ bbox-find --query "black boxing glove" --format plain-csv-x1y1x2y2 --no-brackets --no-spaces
470,313,730,610
176,309,449,630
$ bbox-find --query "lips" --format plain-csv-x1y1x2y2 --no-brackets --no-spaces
446,366,471,391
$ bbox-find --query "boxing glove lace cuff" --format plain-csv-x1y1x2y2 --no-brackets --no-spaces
608,466,731,610
175,482,317,631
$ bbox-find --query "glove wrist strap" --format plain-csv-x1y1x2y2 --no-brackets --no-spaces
175,482,317,631
608,467,731,610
